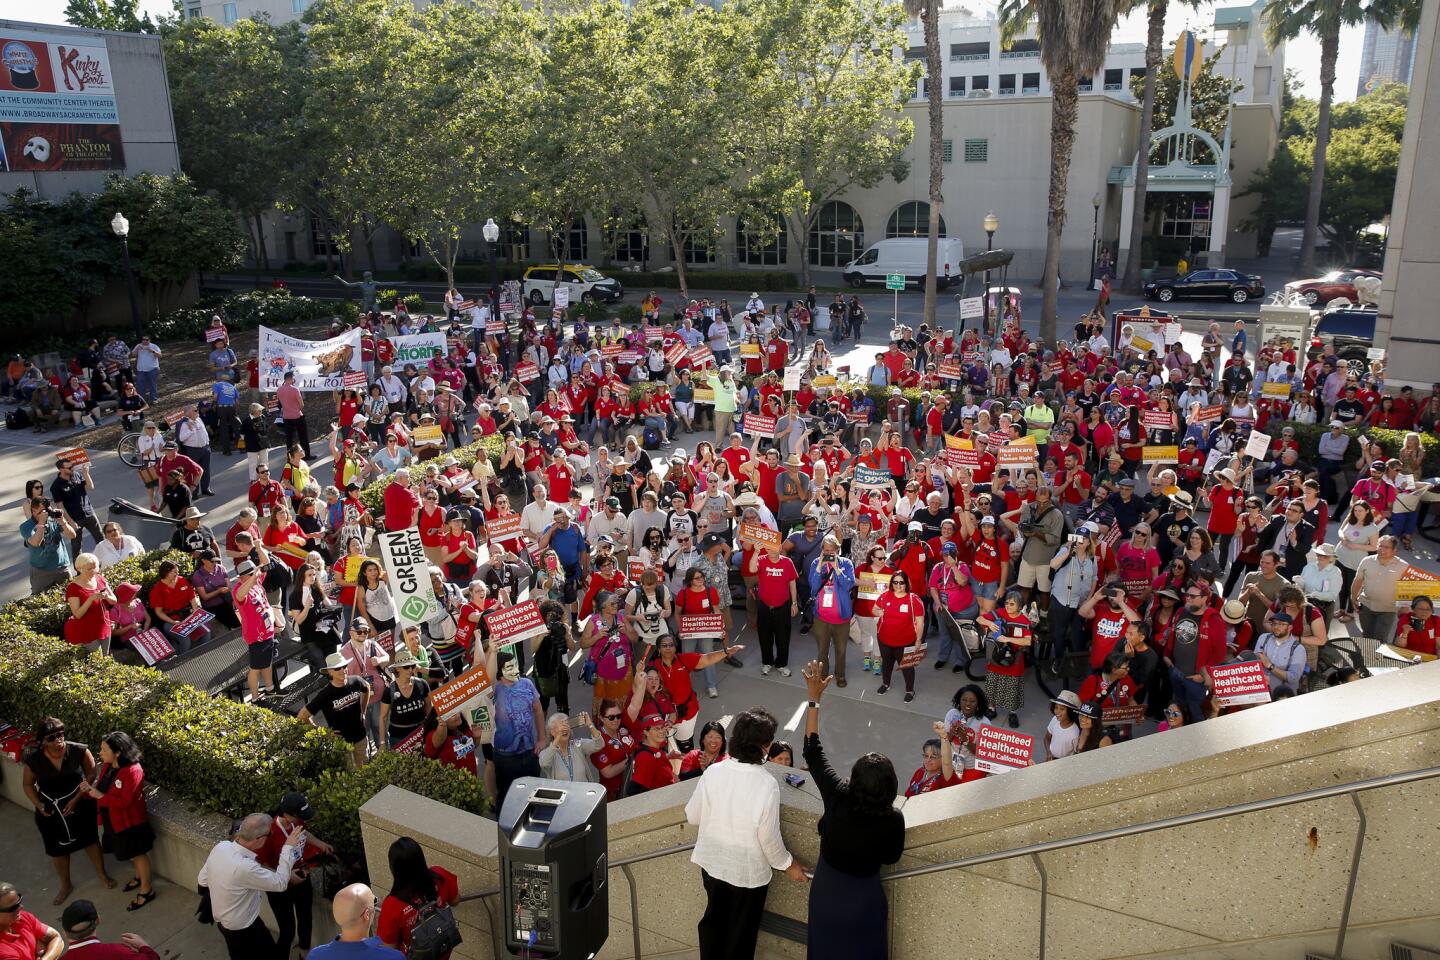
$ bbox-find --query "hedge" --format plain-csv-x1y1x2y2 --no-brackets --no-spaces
0,546,491,872
150,289,338,342
357,434,506,517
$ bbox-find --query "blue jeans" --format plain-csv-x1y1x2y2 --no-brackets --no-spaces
935,601,979,663
972,580,999,603
1391,509,1418,536
135,368,159,403
1169,666,1208,719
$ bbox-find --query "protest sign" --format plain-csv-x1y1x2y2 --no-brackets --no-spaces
1202,449,1226,475
846,409,870,424
974,725,1035,774
486,514,522,545
1102,703,1147,725
170,609,215,640
963,350,981,364
205,326,228,344
431,663,494,720
997,442,1038,470
853,465,891,490
1129,335,1154,353
619,350,644,366
985,431,1010,448
374,630,394,655
487,599,547,649
389,333,447,366
813,374,836,387
515,361,540,383
740,343,761,358
1243,430,1272,460
379,528,440,632
938,361,964,381
343,554,365,584
391,727,425,755
627,557,648,583
1141,410,1172,431
899,641,927,669
1366,347,1386,361
1261,381,1293,398
643,326,664,342
857,571,892,601
960,297,984,320
1102,524,1122,549
945,447,981,469
687,345,715,368
164,410,186,427
1206,661,1272,707
412,425,444,444
665,342,686,366
1142,445,1179,464
782,367,803,391
602,343,624,359
258,325,363,392
744,413,777,439
738,522,782,550
56,448,89,466
693,387,715,404
130,628,175,666
341,370,368,389
553,287,570,309
679,614,726,640
1192,404,1224,424
1394,565,1440,604
486,319,506,336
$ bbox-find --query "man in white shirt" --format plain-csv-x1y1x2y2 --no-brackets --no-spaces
377,366,407,412
520,482,560,543
685,708,806,959
627,491,666,552
197,814,304,960
177,405,215,496
130,336,163,402
587,497,631,560
744,292,765,315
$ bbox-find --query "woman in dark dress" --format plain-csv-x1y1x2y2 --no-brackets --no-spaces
799,662,906,959
20,716,114,904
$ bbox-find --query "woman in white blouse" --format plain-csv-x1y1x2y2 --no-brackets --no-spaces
94,522,145,569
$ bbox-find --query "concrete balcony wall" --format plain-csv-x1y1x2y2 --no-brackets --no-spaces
361,662,1440,960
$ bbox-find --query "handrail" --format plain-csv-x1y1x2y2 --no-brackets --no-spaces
448,765,1440,959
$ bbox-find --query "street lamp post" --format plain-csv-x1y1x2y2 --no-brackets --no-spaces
110,212,143,344
482,217,501,358
1088,193,1101,290
982,210,998,337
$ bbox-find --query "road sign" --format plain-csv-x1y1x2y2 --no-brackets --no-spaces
886,273,906,291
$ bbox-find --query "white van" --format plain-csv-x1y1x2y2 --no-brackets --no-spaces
841,237,965,289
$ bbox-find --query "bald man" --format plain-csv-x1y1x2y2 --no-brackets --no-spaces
197,814,304,960
308,883,403,960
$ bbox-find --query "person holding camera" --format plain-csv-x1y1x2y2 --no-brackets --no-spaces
977,589,1033,727
1047,529,1099,663
1004,483,1065,612
22,496,76,593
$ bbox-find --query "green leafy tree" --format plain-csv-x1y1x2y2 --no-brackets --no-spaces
740,0,917,288
1000,0,1126,344
1261,0,1422,272
163,17,306,270
0,191,115,330
64,0,156,33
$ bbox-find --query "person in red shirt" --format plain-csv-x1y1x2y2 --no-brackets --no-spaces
1171,583,1228,718
625,715,678,795
377,837,461,958
719,433,752,479
967,517,1009,606
764,332,789,372
750,539,798,674
875,571,925,700
905,721,961,797
440,514,477,585
744,447,786,514
247,466,285,519
423,712,480,776
545,452,575,503
646,636,742,750
254,791,334,958
0,889,62,960
1206,467,1245,560
1081,579,1140,669
978,589,1032,727
417,490,447,567
889,523,935,605
383,469,421,531
589,698,639,800
1394,596,1440,657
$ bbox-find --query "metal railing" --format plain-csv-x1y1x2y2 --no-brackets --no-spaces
451,765,1440,960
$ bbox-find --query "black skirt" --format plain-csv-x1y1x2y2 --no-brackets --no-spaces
35,799,99,857
806,855,888,960
108,820,156,861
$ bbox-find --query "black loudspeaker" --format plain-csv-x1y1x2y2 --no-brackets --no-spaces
497,778,609,959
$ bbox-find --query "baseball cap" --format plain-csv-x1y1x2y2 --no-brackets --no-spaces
604,496,621,508
907,521,924,532
277,791,316,820
1268,611,1293,624
60,900,98,936
1329,419,1344,427
980,515,996,525
941,542,958,554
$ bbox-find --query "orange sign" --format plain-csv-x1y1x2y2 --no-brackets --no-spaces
430,663,493,719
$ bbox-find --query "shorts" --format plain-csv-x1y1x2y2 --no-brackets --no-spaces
972,580,999,602
1016,560,1052,591
247,638,278,670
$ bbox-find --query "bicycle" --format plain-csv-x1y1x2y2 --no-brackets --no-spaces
117,419,166,468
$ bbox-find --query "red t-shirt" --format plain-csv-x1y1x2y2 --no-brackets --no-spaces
377,867,460,954
968,535,1008,584
754,462,784,512
545,462,575,503
0,911,46,960
654,652,704,722
1207,484,1244,535
630,743,677,792
591,728,638,800
383,482,421,531
65,577,112,642
443,531,477,579
424,728,480,776
1088,600,1129,669
1396,614,1440,656
148,578,195,617
419,505,447,548
263,521,309,571
905,767,960,797
875,591,921,647
754,555,798,608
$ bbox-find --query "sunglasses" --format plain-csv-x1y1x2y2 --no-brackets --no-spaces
0,896,22,913
44,731,66,742
603,713,622,721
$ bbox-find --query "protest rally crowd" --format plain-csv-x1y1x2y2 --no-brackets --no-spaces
10,282,1440,960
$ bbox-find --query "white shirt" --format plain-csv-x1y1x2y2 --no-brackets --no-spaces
197,839,298,930
378,375,407,404
1046,716,1080,759
95,535,145,568
685,758,792,888
520,500,561,543
177,417,210,449
587,510,630,549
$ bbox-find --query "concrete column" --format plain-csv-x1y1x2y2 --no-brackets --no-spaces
1376,0,1440,388
1208,183,1230,266
1117,179,1136,263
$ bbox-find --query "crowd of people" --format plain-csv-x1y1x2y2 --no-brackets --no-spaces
12,286,1440,960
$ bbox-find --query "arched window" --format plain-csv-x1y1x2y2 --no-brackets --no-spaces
809,201,864,267
611,216,648,265
885,201,947,238
735,216,787,266
550,220,588,262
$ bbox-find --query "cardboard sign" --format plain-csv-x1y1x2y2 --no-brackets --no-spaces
1207,660,1272,707
744,413,777,439
627,556,648,583
945,447,981,469
1366,347,1386,361
687,345,715,368
130,627,175,666
205,326,228,343
487,514,522,545
378,528,441,632
391,726,425,755
1202,448,1226,475
56,447,89,466
1394,565,1440,604
431,663,494,720
693,387,715,405
813,375,836,388
846,409,871,424
170,609,215,639
343,554,365,584
499,298,515,314
898,640,927,669
412,425,444,444
938,361,964,381
997,443,1038,470
665,342,687,366
487,599,547,648
959,296,984,320
553,287,570,309
486,319,506,336
341,370,368,389
164,410,186,427
738,522,782,550
1142,445,1179,464
857,571,892,601
515,361,540,383
679,613,726,639
1243,430,1272,460
1101,702,1147,725
1261,380,1293,398
1192,404,1224,424
618,350,645,366
782,367,803,391
973,724,1035,774
602,343,624,359
740,343,761,358
1142,410,1172,431
853,465,891,490
1130,335,1154,353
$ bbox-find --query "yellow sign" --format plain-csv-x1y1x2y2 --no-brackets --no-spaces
413,425,444,443
740,343,761,358
943,433,973,450
1261,381,1293,398
813,375,837,387
1142,445,1180,464
343,555,365,583
1130,335,1153,353
1394,565,1440,604
1173,31,1203,83
693,387,715,404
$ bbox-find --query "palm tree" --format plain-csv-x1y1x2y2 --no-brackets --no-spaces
903,0,943,328
1262,0,1421,273
1000,0,1125,345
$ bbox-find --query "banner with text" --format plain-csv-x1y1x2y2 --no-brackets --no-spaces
378,528,440,632
259,325,363,392
974,724,1035,774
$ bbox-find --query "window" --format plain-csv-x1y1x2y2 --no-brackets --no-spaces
971,75,989,91
1022,72,1040,93
291,0,307,12
1079,76,1094,91
1002,38,1040,57
185,4,201,18
735,216,787,266
309,216,333,257
950,41,989,61
999,73,1016,94
964,138,988,163
1129,67,1146,81
948,76,965,97
499,221,529,261
1103,68,1123,90
809,201,864,268
886,202,947,238
612,218,647,264
1160,197,1212,239
683,234,716,265
942,139,953,162
222,2,237,23
549,221,587,262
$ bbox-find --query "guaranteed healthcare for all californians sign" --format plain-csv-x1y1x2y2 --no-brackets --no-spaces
258,325,363,392
378,528,440,632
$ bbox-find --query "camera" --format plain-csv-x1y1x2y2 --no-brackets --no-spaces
1018,520,1035,534
46,507,62,519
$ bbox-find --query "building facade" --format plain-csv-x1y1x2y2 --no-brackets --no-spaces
1357,20,1418,97
0,19,181,199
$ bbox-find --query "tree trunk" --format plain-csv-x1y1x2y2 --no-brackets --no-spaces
669,226,689,302
364,215,379,274
791,211,812,288
1122,0,1168,294
1300,25,1339,273
922,0,943,327
1041,67,1079,346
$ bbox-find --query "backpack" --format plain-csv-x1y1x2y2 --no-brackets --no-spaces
643,426,662,451
5,408,30,431
407,872,463,960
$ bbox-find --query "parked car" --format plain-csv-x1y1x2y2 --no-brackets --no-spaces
1310,305,1376,377
842,237,966,289
1144,269,1266,304
522,264,624,305
1284,268,1381,306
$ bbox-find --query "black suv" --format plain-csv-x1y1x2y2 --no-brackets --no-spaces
1310,305,1376,376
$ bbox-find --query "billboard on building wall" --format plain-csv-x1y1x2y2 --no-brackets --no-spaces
0,28,125,171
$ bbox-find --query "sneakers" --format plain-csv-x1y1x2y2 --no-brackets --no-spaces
707,686,718,699
779,667,792,678
934,660,947,670
862,656,872,672
904,692,915,703
762,664,772,676
876,684,889,695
